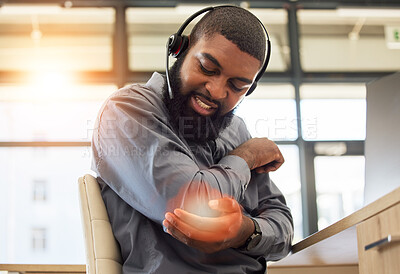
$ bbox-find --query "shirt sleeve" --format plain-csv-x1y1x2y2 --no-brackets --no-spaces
91,87,251,224
239,172,294,261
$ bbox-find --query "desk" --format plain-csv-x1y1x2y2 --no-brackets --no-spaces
268,186,400,274
0,264,85,274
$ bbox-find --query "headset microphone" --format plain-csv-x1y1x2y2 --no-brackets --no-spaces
165,5,271,100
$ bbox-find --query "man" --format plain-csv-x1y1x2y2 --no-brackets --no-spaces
92,6,293,274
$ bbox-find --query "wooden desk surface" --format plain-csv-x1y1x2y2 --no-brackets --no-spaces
271,186,400,267
0,264,85,273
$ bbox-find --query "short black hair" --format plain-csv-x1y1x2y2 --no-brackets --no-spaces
189,6,266,65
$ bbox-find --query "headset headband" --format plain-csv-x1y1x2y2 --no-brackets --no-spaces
166,5,271,99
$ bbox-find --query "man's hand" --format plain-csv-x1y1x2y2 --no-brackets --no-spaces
162,197,254,253
229,137,284,173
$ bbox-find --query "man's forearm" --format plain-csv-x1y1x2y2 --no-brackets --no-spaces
229,147,255,170
228,138,284,173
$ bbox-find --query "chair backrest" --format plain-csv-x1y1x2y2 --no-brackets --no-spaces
78,174,122,274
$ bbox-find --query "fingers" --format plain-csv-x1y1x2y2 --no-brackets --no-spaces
255,147,285,173
163,218,192,245
172,208,241,232
162,218,226,254
163,212,234,242
255,158,284,173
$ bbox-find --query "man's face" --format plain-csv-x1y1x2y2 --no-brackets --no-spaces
180,34,261,117
164,33,261,143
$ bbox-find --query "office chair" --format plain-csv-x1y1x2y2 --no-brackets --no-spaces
78,174,122,274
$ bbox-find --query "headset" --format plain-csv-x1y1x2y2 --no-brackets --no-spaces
165,5,271,100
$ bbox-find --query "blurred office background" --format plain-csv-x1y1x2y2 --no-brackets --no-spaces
0,0,400,264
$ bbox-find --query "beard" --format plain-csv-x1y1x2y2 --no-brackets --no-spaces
163,53,235,144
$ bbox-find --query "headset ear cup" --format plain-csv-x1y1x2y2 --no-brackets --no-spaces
246,83,257,96
168,34,180,56
175,35,189,58
169,35,189,58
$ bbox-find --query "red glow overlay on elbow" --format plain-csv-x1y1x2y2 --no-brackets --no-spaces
164,182,242,243
166,181,222,217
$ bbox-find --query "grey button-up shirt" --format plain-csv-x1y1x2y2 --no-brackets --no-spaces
91,72,293,274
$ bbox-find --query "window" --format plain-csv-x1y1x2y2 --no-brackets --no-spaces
0,83,116,141
32,228,46,251
0,147,89,263
300,84,366,140
0,7,114,71
314,156,365,230
126,7,289,72
235,84,297,141
298,9,400,72
0,82,112,263
33,180,47,201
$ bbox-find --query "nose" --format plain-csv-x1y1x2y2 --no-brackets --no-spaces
205,77,227,100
